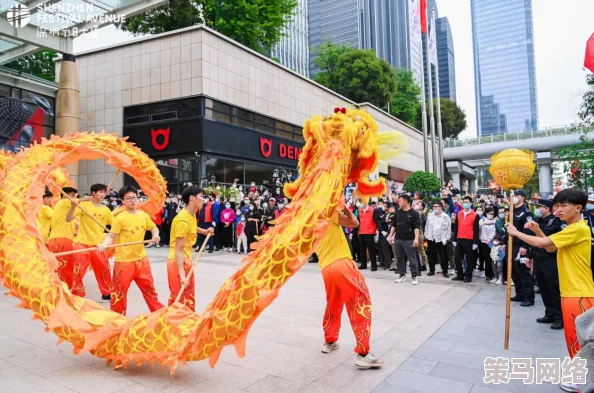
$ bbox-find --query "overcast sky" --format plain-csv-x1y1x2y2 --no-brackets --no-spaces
75,0,594,139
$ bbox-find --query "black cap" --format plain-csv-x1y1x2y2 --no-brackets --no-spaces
535,198,553,210
515,190,526,197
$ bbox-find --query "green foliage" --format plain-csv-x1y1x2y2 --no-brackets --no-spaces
390,68,420,125
402,171,441,194
312,42,352,89
580,74,594,125
313,44,396,108
416,98,467,139
119,0,298,54
555,76,594,191
5,50,56,82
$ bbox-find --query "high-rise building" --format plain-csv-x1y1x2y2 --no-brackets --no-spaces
471,0,538,136
436,17,456,102
271,0,310,77
308,0,421,82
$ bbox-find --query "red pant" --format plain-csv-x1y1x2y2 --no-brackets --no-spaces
72,243,113,297
167,258,195,311
49,238,74,289
111,257,164,316
322,258,372,355
562,297,594,358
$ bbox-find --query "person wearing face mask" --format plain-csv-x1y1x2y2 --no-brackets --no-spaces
489,235,505,285
502,189,535,307
245,202,262,251
264,198,279,229
374,201,391,269
451,195,480,283
220,202,236,252
196,194,217,253
241,197,252,217
358,200,378,271
585,194,594,280
424,202,452,277
236,214,248,254
414,201,428,272
495,207,507,236
477,206,497,280
529,199,564,329
274,186,284,203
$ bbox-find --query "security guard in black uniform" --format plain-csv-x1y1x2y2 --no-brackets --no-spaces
504,190,535,306
530,199,563,329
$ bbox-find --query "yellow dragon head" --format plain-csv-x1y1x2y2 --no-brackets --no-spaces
284,107,407,200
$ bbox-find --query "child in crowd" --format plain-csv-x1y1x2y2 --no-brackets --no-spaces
490,235,504,285
236,214,248,254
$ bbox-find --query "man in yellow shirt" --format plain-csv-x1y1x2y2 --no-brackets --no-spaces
37,190,54,247
48,187,78,289
66,184,114,302
167,185,214,311
98,186,163,316
317,205,383,369
507,189,593,393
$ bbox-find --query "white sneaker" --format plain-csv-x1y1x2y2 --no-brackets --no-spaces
449,268,456,275
490,278,497,284
495,279,502,286
480,271,486,278
436,268,442,274
355,353,384,369
395,275,407,283
321,342,340,353
411,277,419,285
473,269,480,277
560,382,579,392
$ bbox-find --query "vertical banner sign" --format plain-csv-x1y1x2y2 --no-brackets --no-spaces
429,17,438,65
409,0,423,85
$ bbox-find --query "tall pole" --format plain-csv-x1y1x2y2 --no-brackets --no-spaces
419,16,429,172
433,10,444,181
426,7,437,176
504,190,515,350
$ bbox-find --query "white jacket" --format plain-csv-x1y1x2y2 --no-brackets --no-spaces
479,217,497,243
424,212,452,244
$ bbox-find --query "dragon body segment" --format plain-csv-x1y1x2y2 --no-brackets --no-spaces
0,109,405,372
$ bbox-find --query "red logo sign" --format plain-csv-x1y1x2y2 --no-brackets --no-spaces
259,137,272,158
259,136,302,161
151,127,170,150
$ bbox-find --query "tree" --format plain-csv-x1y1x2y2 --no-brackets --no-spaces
416,98,467,139
312,42,351,89
402,171,441,195
390,69,420,126
5,50,56,82
313,44,396,109
119,0,298,54
580,74,594,126
554,75,594,191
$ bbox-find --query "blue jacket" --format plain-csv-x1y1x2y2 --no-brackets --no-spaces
213,202,221,224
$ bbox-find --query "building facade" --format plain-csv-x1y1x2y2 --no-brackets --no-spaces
308,0,421,82
55,26,428,193
471,0,538,137
271,0,310,78
436,17,456,102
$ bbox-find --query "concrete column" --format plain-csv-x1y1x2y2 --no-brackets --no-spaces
537,151,552,197
56,52,80,184
446,161,462,191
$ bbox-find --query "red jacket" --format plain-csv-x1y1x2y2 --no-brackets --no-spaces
454,210,479,242
236,221,245,236
358,206,377,235
197,203,214,223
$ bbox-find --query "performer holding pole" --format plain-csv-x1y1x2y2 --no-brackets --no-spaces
167,185,214,311
37,190,54,248
48,186,78,289
66,184,114,302
506,189,594,393
318,203,383,369
98,186,164,316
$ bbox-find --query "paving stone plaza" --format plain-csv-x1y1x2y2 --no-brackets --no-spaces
0,248,570,393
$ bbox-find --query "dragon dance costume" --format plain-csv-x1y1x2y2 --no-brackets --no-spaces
0,106,406,372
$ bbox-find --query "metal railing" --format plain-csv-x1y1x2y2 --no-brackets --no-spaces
444,123,593,148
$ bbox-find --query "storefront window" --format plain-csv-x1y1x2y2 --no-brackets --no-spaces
245,163,279,186
205,157,244,185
